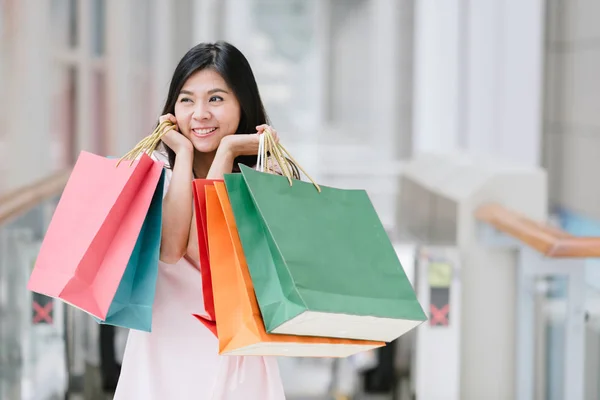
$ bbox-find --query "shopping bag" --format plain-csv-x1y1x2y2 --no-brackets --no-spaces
190,179,223,337
97,169,165,331
223,131,427,342
202,182,384,357
28,121,174,320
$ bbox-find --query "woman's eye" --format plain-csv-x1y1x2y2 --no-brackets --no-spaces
209,96,224,102
180,97,192,103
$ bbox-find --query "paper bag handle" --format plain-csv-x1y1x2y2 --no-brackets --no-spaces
117,120,176,167
262,128,321,193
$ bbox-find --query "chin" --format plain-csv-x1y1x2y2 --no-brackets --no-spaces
191,140,220,154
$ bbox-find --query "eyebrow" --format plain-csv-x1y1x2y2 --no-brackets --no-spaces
179,88,229,96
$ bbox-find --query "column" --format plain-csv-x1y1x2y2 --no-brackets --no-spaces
222,0,252,53
411,0,464,156
500,0,545,166
152,0,176,118
463,0,545,167
396,0,416,160
76,0,93,154
5,0,53,190
192,0,222,44
412,0,545,166
105,0,134,156
313,0,332,132
370,0,400,160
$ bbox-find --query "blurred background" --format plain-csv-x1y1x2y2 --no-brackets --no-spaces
2,0,600,399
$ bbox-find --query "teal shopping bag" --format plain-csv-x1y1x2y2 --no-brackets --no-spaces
97,169,164,331
224,165,426,343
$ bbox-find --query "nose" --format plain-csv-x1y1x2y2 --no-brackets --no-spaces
192,103,211,121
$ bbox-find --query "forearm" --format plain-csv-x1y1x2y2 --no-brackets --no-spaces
185,147,235,264
160,149,194,263
206,146,235,180
185,206,200,265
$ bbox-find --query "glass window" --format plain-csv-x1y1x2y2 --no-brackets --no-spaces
0,2,6,138
130,0,154,64
0,1,4,36
129,0,157,139
172,0,193,62
131,70,157,140
247,0,320,132
91,71,107,155
91,0,105,57
51,0,78,49
50,65,77,168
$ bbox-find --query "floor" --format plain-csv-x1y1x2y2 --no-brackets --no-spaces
71,361,412,400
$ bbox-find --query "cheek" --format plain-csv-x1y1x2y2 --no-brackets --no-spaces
174,107,191,135
219,105,241,134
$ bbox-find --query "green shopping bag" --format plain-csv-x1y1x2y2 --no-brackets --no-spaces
224,157,426,343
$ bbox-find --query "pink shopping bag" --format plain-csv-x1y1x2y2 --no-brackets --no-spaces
27,151,164,320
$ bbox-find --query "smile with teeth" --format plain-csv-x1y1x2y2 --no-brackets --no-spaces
192,127,217,136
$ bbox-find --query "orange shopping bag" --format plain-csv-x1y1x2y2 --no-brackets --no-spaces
202,182,385,357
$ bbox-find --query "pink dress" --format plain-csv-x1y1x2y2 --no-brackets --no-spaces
113,153,285,400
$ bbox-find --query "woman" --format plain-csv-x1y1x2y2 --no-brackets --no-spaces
114,42,286,399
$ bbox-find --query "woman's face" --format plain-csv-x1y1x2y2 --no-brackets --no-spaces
174,68,241,154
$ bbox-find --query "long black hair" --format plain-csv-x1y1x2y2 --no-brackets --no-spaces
159,41,268,172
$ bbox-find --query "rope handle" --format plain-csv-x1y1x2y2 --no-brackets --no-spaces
116,120,176,167
116,122,321,193
261,128,321,192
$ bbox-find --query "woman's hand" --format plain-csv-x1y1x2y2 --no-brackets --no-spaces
219,125,280,158
159,114,193,154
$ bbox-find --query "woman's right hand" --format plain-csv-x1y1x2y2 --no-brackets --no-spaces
159,114,193,154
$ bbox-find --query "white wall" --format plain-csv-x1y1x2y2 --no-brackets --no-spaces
543,0,600,219
464,0,545,167
412,0,463,156
4,0,53,191
413,0,545,168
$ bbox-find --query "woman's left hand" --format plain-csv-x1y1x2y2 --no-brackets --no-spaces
256,124,279,144
218,125,280,158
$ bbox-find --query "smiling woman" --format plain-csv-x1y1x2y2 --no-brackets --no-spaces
158,42,273,175
173,69,241,156
113,41,287,400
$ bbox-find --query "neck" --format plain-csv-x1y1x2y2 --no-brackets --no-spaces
192,151,216,179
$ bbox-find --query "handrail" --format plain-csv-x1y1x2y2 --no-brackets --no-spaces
475,203,600,258
0,170,71,225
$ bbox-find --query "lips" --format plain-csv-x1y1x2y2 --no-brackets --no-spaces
192,127,217,137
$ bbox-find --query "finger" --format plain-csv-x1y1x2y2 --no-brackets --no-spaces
270,129,279,143
164,125,177,135
160,114,176,124
271,128,279,143
256,124,271,134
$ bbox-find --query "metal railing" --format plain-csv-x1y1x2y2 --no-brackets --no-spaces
477,203,600,400
0,171,73,400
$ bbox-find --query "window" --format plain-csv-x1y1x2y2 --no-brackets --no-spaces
49,65,77,168
51,0,78,50
91,0,105,57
